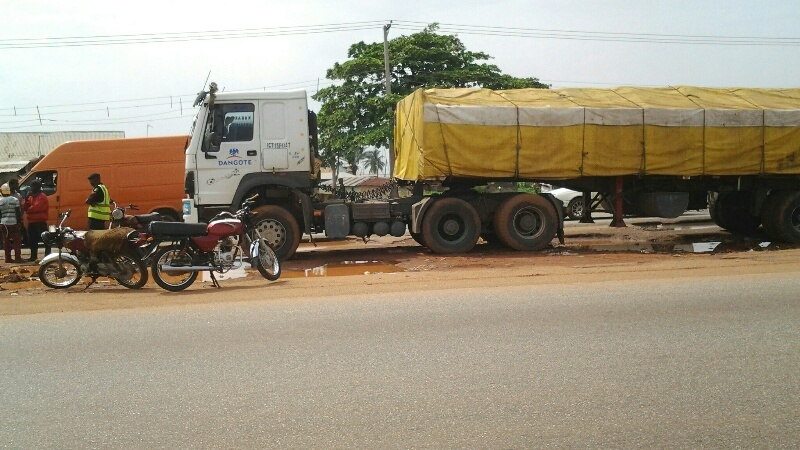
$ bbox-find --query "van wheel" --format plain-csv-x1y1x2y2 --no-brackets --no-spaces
421,198,480,254
493,194,557,251
252,205,301,261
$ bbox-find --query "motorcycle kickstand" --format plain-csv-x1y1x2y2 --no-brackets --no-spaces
208,271,221,288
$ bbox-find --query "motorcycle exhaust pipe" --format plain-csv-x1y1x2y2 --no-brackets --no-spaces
158,265,213,273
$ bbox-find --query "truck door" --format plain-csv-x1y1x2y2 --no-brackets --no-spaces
259,101,289,171
195,103,258,205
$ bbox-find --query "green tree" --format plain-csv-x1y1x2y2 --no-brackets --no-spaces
313,23,548,171
363,148,386,176
345,147,366,175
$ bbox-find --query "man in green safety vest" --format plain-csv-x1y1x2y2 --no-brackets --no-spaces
85,173,111,230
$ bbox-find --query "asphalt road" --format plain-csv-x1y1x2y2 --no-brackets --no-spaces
2,273,799,448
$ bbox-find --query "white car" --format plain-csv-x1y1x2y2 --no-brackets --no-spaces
544,187,607,220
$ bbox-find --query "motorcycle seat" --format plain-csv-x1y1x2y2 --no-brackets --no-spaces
149,221,208,237
134,212,163,225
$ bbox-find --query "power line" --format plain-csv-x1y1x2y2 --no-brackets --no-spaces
2,20,796,51
0,22,387,49
393,21,800,46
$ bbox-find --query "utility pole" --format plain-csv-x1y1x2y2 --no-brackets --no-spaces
146,124,153,137
383,21,397,195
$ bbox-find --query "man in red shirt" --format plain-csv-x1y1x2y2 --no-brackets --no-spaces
23,180,50,261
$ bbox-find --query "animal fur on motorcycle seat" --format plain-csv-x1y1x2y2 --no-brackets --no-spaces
84,227,135,254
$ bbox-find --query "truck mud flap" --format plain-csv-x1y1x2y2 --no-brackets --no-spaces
539,193,565,245
410,197,434,234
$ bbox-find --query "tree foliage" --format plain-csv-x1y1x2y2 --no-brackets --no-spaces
313,23,548,173
363,149,386,176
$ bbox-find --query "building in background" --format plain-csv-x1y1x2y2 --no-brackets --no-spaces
0,132,124,184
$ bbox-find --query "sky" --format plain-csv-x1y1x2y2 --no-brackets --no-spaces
1,0,798,141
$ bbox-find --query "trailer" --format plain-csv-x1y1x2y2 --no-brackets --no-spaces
182,83,800,260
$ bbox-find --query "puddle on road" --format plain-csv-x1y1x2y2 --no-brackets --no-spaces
577,241,778,254
283,260,404,278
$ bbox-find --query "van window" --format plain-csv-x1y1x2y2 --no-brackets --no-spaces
22,170,58,196
220,104,255,142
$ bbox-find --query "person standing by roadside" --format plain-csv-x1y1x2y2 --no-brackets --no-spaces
7,179,26,248
23,179,50,261
0,183,23,263
85,173,111,230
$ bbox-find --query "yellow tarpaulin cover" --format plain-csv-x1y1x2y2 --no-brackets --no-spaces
393,86,800,180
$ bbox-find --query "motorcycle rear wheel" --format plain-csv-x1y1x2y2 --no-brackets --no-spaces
151,245,199,292
252,235,281,281
38,258,82,289
113,254,149,289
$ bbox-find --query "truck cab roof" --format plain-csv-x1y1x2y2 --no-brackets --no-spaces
211,90,308,103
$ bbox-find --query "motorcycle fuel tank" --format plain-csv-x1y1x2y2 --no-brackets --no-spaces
207,218,244,237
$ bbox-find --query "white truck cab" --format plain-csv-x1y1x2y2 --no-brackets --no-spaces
183,85,317,223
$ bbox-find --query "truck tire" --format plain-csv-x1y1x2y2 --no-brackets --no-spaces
252,205,301,261
493,194,557,251
420,198,480,254
711,192,761,235
761,192,784,241
708,192,729,229
762,191,800,243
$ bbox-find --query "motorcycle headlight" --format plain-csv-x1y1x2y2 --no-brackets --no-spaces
40,231,51,244
111,209,124,221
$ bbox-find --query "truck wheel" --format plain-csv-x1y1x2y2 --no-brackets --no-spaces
409,230,425,246
566,197,583,220
708,192,729,229
420,198,480,254
761,192,784,241
493,194,557,251
713,192,760,235
253,205,301,261
762,191,800,243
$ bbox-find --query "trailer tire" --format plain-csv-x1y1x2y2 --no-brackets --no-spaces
252,205,301,261
420,198,480,254
761,191,784,241
708,192,728,229
493,194,557,251
762,191,800,243
712,192,761,235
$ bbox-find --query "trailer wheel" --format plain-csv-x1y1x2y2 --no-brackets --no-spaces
708,192,729,229
420,198,480,254
713,192,760,235
762,191,800,243
761,191,784,241
493,194,557,251
252,205,301,261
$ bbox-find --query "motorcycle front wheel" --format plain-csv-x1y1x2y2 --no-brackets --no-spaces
251,235,281,281
151,245,199,292
113,254,149,289
39,258,82,289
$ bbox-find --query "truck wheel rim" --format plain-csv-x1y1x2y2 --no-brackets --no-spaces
257,220,287,250
439,214,466,241
513,208,543,238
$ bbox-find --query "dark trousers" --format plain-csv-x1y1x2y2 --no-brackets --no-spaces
27,221,50,259
1,224,22,262
88,218,106,230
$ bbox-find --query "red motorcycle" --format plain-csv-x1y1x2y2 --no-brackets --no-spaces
110,202,165,232
38,210,149,289
147,195,280,291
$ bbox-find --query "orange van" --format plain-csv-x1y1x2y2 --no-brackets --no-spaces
19,135,189,227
